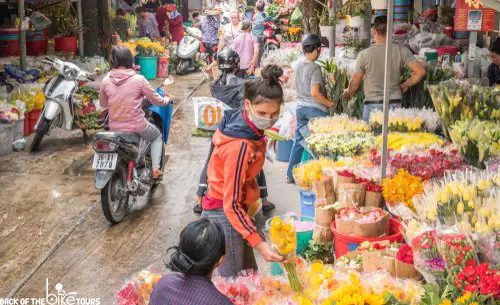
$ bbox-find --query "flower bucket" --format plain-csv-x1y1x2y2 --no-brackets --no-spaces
299,190,316,218
28,110,42,135
348,16,364,28
319,25,334,38
13,119,24,141
139,56,158,80
0,28,20,57
0,123,14,156
157,57,169,78
331,218,403,257
277,140,293,162
54,36,78,56
371,0,387,9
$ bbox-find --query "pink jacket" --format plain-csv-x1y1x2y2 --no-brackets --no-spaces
99,69,168,132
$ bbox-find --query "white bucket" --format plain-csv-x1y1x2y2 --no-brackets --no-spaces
371,0,388,9
0,124,14,156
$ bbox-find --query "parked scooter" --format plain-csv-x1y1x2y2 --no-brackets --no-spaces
30,57,100,152
92,87,173,224
176,26,203,75
262,20,281,58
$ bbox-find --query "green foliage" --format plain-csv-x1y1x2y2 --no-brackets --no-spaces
303,240,334,263
340,0,371,17
384,292,410,305
266,3,281,19
420,284,441,305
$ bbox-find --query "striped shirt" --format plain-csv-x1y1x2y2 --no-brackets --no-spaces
149,273,233,305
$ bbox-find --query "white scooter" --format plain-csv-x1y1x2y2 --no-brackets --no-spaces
176,26,203,75
30,57,99,152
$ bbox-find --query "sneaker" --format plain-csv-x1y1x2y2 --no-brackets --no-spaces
193,203,203,214
262,201,276,213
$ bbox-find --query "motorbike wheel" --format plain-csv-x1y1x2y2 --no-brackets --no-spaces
101,162,129,224
30,118,51,152
176,60,189,75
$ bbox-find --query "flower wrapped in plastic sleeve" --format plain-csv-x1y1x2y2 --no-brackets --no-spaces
267,216,302,292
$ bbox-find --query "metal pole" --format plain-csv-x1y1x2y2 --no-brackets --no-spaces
380,0,394,179
19,0,27,70
77,0,84,56
328,0,335,58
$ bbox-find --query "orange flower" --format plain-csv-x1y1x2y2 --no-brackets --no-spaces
382,169,424,210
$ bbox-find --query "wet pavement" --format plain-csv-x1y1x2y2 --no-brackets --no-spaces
0,73,298,303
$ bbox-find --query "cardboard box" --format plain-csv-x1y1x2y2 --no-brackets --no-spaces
365,191,383,208
335,208,389,238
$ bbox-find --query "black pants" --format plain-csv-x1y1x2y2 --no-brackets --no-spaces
196,141,268,198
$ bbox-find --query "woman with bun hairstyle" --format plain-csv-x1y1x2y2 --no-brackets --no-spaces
149,218,233,305
201,65,286,277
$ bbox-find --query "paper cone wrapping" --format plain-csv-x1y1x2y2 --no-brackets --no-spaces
312,177,335,200
313,225,333,243
337,182,366,207
364,191,383,208
395,260,423,280
335,208,389,238
315,205,336,227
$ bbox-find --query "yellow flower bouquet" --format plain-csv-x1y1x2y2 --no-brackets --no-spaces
122,38,165,57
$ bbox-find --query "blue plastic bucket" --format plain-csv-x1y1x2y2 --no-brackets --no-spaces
300,190,316,218
277,140,293,162
300,149,314,163
152,87,173,144
394,6,409,13
139,56,158,80
394,0,410,5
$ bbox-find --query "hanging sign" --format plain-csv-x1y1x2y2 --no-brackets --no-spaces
454,0,495,32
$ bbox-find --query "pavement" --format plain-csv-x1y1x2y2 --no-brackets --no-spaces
0,73,299,303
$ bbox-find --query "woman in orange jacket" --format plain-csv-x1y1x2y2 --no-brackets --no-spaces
202,65,285,277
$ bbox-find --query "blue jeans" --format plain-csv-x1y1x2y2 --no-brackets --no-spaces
286,106,328,181
362,102,401,122
201,209,259,277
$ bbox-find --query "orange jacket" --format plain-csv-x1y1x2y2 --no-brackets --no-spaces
206,112,267,248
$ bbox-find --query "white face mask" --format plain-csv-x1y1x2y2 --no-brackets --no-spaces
248,104,278,130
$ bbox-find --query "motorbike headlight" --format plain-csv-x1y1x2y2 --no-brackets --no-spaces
63,66,79,79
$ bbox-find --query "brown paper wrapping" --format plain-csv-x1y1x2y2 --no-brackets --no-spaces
334,208,389,237
395,260,423,280
312,177,335,201
362,251,396,276
313,225,333,243
364,191,383,208
315,205,336,227
337,182,366,207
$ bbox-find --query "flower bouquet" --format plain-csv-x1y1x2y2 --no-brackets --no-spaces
115,269,163,305
335,207,389,237
369,108,432,133
307,132,375,159
449,118,500,168
377,132,444,151
268,216,302,292
293,159,338,191
309,114,371,134
122,38,166,57
355,177,383,207
382,169,424,219
408,229,447,286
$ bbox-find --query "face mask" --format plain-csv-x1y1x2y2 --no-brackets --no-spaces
248,104,278,130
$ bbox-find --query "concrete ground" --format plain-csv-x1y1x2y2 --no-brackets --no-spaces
0,73,299,303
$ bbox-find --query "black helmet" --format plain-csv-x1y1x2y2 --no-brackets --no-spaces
301,34,322,48
217,49,240,72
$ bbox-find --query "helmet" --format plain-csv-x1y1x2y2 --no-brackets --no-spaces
301,34,322,48
217,49,240,72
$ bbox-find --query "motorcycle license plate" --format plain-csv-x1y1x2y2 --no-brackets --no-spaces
92,153,118,170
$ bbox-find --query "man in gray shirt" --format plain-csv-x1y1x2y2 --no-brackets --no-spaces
287,34,335,184
342,16,426,121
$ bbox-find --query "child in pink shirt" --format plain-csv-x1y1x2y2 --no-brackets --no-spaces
231,20,259,76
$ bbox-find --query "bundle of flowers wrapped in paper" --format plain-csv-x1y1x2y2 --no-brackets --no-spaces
369,107,440,133
382,169,424,219
308,114,371,134
449,118,500,168
377,132,444,151
307,132,375,159
293,158,339,191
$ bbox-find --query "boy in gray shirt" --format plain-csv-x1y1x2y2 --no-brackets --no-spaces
287,34,335,183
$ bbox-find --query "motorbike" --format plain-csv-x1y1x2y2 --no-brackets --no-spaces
176,26,203,75
92,87,173,224
262,20,281,59
31,57,100,152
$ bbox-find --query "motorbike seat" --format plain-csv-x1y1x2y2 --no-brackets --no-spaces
95,131,141,145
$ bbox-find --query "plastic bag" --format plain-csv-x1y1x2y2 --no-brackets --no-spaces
115,268,164,305
290,7,302,26
29,11,52,30
192,97,230,131
273,101,297,140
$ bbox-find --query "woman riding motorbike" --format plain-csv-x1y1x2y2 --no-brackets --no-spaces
99,46,172,179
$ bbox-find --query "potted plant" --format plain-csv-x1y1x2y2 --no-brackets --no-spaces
43,4,80,55
341,0,370,28
319,9,336,39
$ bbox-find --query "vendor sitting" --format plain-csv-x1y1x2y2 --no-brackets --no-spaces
342,16,426,121
488,38,500,86
149,218,233,305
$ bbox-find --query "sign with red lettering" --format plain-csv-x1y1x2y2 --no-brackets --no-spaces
454,0,495,32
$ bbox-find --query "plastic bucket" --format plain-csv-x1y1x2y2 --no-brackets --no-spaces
300,190,316,218
0,124,14,156
394,0,410,5
54,36,78,56
139,56,158,80
277,140,293,162
13,119,24,140
270,262,283,275
27,31,47,56
330,218,404,258
28,110,42,134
